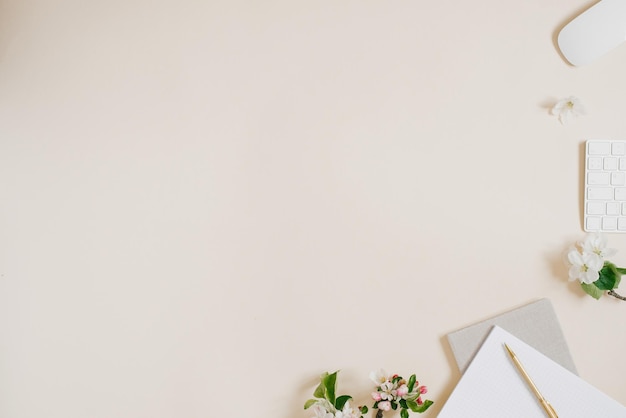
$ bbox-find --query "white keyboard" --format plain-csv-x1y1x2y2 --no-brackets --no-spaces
585,140,626,232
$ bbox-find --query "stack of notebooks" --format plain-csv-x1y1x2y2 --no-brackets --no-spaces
439,299,626,417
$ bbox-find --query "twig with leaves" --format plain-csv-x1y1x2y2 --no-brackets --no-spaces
304,371,367,418
567,233,626,300
304,369,433,418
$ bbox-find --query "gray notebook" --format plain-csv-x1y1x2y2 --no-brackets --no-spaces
446,299,577,375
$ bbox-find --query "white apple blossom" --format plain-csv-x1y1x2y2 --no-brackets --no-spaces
311,404,335,418
379,380,395,400
551,96,585,124
563,234,626,301
369,369,389,386
568,249,603,284
581,232,616,259
310,400,336,418
335,402,360,418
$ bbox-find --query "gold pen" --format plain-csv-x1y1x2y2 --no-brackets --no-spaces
504,343,559,418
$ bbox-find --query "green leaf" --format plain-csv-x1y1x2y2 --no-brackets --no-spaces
407,399,434,413
412,400,433,413
313,382,325,398
406,400,419,412
335,395,352,411
404,392,419,402
313,373,328,399
323,371,337,404
304,399,318,410
407,374,416,392
581,282,603,299
359,406,368,414
391,401,398,410
594,263,618,290
614,265,623,289
399,399,408,409
401,408,409,418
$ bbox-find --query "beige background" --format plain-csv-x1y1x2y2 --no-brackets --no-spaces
1,0,626,417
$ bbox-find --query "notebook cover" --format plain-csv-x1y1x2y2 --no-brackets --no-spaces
446,299,577,375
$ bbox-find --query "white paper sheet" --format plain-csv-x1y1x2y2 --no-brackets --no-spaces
438,326,626,417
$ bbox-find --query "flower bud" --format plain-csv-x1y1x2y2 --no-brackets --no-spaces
378,401,392,411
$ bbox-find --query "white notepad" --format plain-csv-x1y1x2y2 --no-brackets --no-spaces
438,326,626,417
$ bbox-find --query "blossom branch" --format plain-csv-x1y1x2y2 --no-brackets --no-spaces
566,233,626,301
369,369,433,417
608,290,626,301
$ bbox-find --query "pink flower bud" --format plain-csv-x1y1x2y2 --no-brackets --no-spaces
419,386,428,394
378,401,392,411
396,384,408,397
371,392,382,401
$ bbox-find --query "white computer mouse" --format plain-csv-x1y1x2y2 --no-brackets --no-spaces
557,0,626,66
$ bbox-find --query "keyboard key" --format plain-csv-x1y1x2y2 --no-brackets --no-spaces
607,202,620,215
616,188,626,200
587,201,605,215
603,217,618,230
604,157,618,170
588,157,603,170
613,142,626,155
588,172,610,185
612,172,626,185
587,187,613,200
586,216,602,230
589,141,611,155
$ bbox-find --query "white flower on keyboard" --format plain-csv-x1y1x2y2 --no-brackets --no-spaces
566,233,626,300
551,96,586,124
